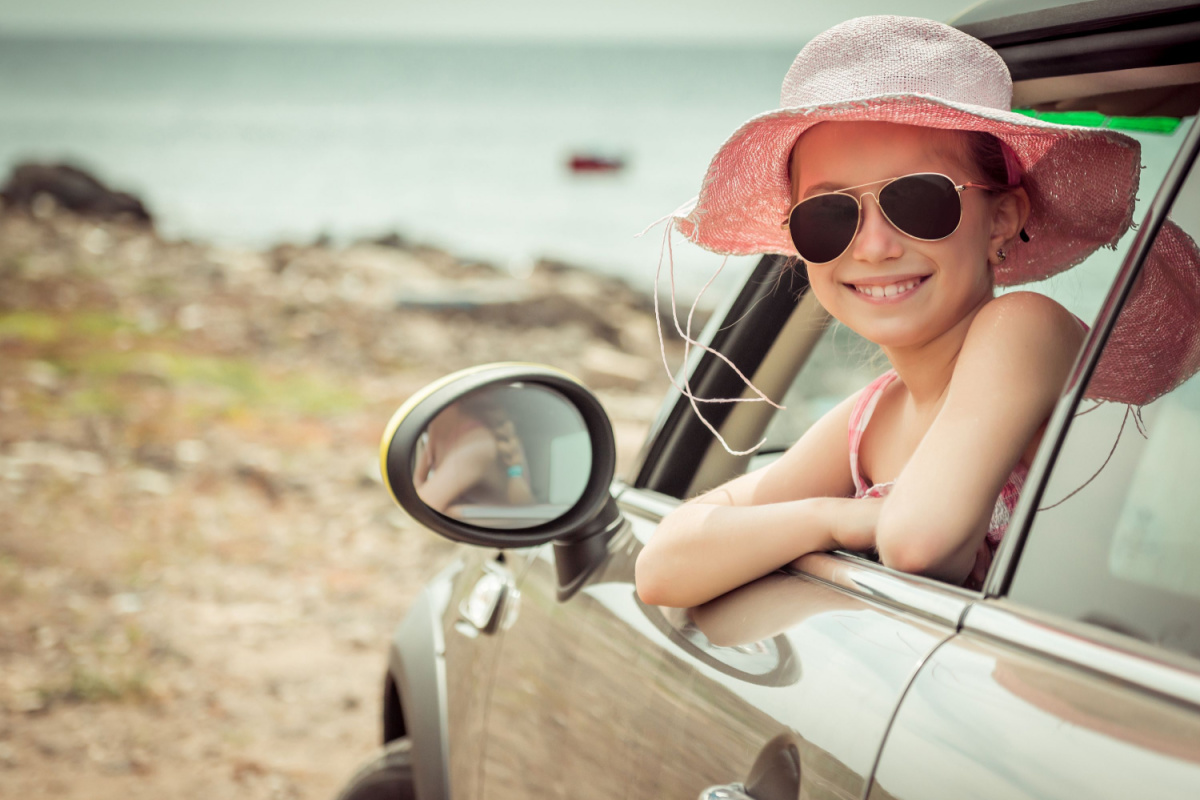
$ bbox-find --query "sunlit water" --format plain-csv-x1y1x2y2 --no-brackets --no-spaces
0,37,800,295
0,37,1189,307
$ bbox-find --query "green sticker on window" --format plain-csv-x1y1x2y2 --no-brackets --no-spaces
1013,109,1181,134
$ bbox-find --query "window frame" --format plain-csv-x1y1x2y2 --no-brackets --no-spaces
985,114,1200,599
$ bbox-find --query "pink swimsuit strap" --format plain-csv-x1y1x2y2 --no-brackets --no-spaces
846,369,1027,544
848,370,902,497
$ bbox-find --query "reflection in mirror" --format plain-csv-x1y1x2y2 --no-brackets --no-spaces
412,383,591,530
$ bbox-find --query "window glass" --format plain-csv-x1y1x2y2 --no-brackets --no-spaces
1010,131,1200,662
759,124,1192,458
758,321,883,456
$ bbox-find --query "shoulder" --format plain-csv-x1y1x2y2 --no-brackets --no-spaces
954,292,1085,405
453,426,499,464
967,291,1085,356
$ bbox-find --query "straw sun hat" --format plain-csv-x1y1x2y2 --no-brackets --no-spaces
668,14,1200,408
672,14,1142,286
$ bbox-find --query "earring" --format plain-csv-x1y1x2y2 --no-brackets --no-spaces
996,248,1007,263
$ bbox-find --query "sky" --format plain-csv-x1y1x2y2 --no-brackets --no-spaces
0,0,977,42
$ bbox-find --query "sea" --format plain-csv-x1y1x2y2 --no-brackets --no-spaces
0,36,1190,312
0,36,802,295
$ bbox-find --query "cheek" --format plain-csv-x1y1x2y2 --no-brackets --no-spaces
955,203,994,256
804,265,842,307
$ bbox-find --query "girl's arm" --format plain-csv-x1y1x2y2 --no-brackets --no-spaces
415,428,499,513
413,434,431,489
874,291,1084,583
636,388,868,608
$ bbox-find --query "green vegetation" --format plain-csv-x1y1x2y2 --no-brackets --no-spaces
54,663,154,705
1,309,361,420
0,309,134,342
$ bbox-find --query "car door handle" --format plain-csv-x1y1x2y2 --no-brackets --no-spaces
458,562,518,635
700,734,801,800
698,784,753,800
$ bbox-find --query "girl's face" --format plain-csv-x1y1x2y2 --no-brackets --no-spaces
790,121,1006,351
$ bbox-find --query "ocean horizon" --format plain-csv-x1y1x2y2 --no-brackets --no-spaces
0,35,802,294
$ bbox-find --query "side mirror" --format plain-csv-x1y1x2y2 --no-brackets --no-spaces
380,364,621,582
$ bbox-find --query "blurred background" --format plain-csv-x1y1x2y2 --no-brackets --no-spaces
0,2,965,799
0,0,964,288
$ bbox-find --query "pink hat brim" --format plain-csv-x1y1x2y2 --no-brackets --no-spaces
674,94,1142,286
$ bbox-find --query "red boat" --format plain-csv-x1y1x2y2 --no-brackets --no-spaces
568,154,626,173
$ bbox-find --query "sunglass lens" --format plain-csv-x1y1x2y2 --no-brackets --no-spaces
789,194,859,263
879,173,961,240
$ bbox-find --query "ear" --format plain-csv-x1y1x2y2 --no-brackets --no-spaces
988,188,1031,261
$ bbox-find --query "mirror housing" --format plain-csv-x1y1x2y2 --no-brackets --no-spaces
380,363,619,553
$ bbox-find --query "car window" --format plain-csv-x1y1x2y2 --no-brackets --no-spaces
758,120,1194,462
758,321,883,457
1008,127,1200,663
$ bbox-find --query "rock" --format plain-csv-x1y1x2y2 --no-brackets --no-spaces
24,361,61,392
580,345,653,391
369,231,408,249
453,293,623,346
0,162,152,225
110,592,143,615
11,690,45,714
177,303,206,331
176,439,208,465
132,468,172,496
82,227,112,255
236,464,281,504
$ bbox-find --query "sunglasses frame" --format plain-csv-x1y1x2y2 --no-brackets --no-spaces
780,172,1006,264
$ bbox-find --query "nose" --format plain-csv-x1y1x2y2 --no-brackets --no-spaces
849,193,904,264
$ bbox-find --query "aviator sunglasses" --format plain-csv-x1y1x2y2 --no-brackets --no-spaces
782,172,1006,264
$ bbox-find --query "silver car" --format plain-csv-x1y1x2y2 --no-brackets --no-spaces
338,1,1200,798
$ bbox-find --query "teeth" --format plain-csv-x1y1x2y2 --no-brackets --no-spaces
855,279,921,298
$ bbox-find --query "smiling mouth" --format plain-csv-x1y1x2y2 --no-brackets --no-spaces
849,276,927,299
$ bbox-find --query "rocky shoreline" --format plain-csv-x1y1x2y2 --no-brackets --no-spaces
0,188,682,799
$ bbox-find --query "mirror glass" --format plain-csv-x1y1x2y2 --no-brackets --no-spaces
412,382,592,530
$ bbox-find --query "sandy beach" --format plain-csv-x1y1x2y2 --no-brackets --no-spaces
0,201,681,799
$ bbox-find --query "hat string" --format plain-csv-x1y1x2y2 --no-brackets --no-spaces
651,220,784,457
1037,401,1147,511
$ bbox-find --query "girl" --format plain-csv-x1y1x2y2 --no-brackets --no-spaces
634,16,1141,608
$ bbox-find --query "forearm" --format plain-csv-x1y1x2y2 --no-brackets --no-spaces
636,496,864,608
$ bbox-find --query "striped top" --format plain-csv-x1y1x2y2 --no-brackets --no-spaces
848,370,1027,589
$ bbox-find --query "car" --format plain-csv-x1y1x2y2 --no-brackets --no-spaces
337,2,1200,799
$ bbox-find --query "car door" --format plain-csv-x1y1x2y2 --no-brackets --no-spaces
438,545,537,800
475,498,965,800
471,250,968,800
866,114,1200,800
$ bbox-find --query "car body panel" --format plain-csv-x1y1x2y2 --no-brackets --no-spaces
439,549,527,800
468,491,965,799
388,561,457,800
869,110,1200,800
868,624,1200,800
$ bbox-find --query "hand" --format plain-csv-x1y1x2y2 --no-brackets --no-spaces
829,497,884,553
967,539,992,587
